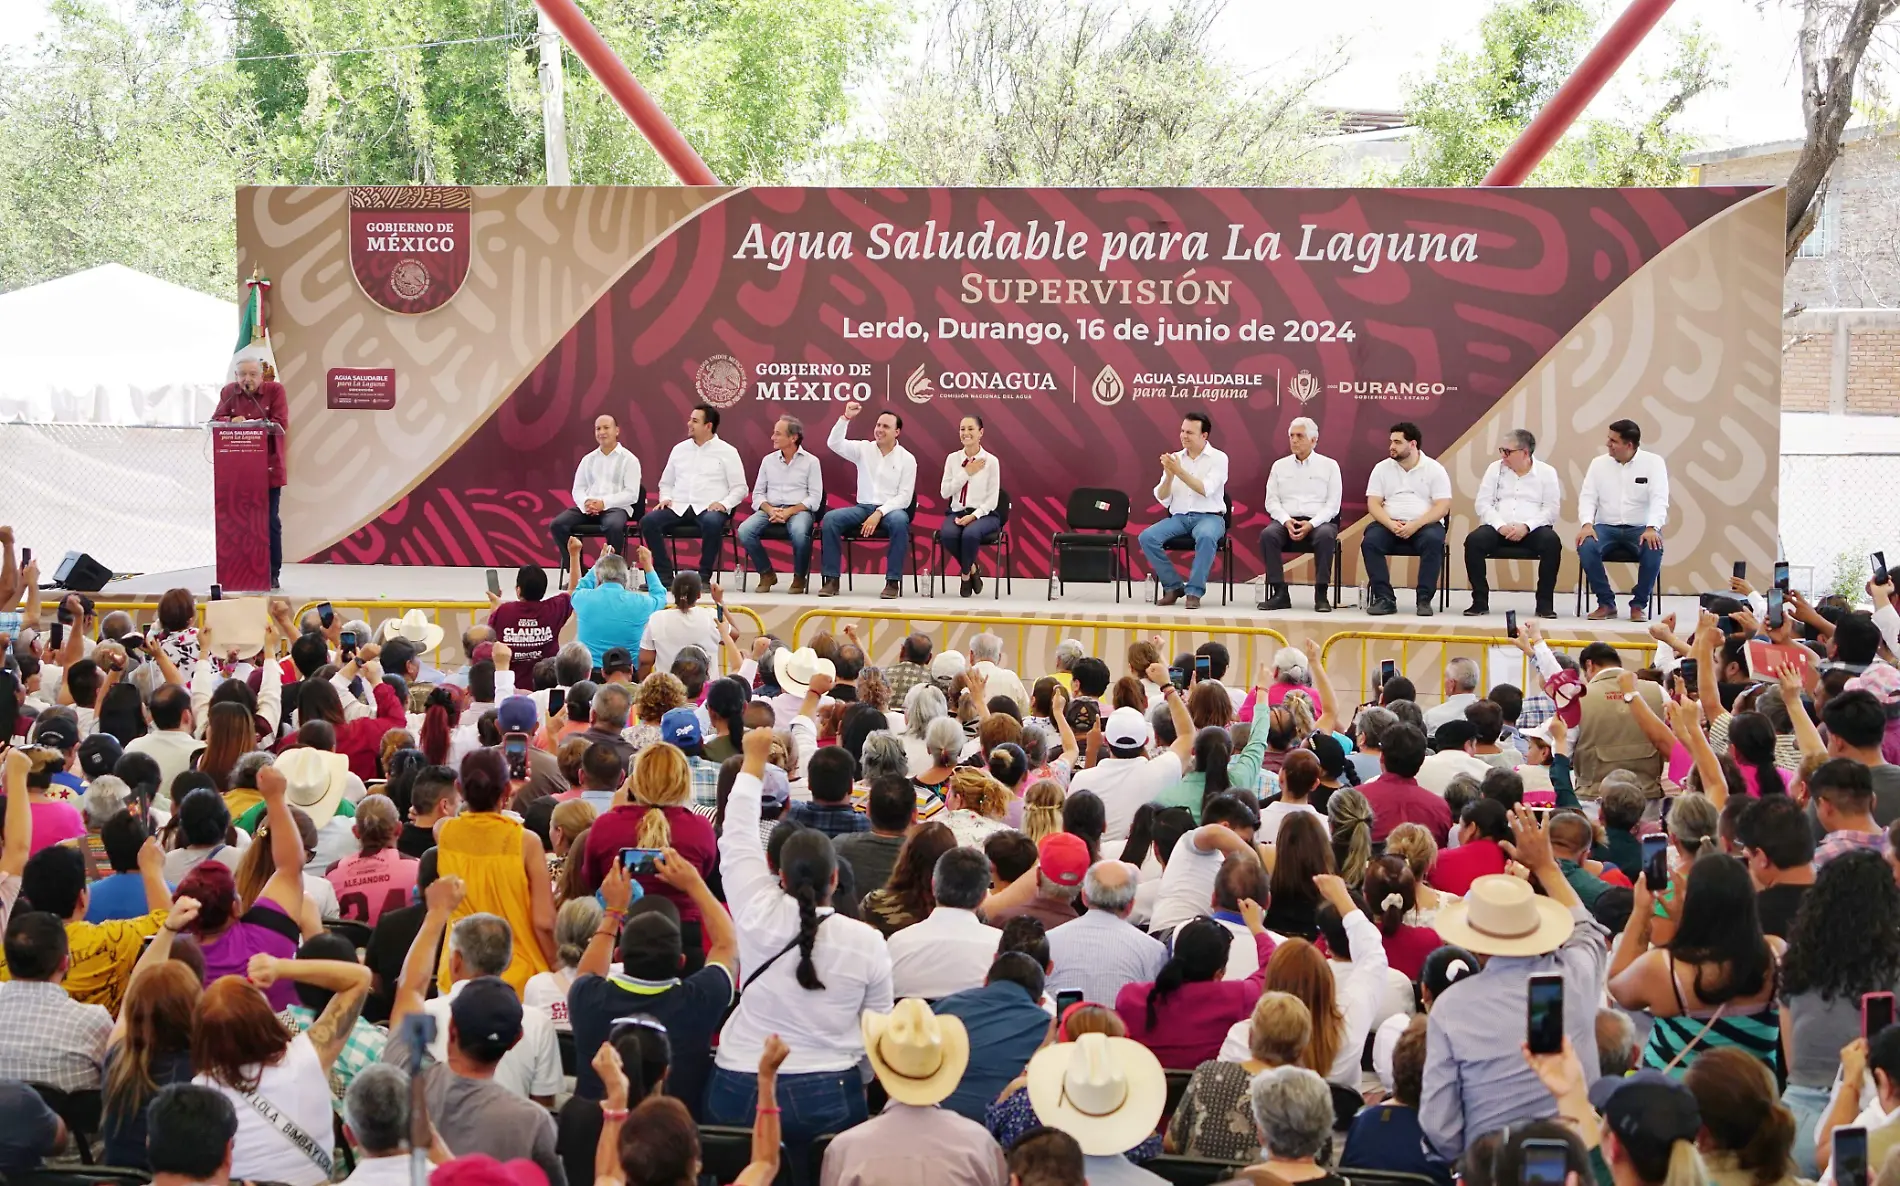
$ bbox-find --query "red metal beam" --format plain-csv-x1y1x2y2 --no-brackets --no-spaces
1482,0,1678,186
531,0,720,186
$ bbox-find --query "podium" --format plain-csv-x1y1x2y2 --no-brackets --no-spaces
212,422,274,591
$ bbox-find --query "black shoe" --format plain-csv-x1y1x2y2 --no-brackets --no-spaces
1536,604,1558,620
971,573,983,595
1260,590,1292,612
1314,595,1333,613
959,574,974,598
1416,597,1436,617
1368,597,1398,616
1462,604,1489,617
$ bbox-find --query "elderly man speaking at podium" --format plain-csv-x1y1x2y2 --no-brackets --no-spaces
212,357,289,589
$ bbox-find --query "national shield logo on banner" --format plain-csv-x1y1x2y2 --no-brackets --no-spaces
348,187,472,315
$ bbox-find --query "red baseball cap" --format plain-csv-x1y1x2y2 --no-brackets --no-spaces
431,1156,547,1186
1039,832,1090,887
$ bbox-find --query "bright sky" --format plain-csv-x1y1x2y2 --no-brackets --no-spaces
0,0,1816,151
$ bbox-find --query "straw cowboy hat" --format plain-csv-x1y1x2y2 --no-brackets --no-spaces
1432,873,1575,958
274,747,350,829
1026,1031,1166,1156
861,999,970,1107
380,608,445,652
773,647,835,700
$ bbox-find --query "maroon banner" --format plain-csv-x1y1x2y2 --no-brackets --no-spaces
348,186,472,315
213,423,272,591
328,367,397,410
314,186,1764,571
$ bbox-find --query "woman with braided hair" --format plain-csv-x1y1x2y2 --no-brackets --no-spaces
702,719,892,1161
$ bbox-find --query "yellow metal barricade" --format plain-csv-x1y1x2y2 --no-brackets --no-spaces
789,608,1288,682
1319,630,1661,709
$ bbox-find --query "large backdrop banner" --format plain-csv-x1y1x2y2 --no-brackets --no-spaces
240,184,1785,593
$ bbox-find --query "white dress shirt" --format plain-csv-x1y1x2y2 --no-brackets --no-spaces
1264,451,1342,523
1068,751,1186,851
751,447,824,510
970,660,1030,714
1475,457,1562,531
571,444,643,512
1577,449,1670,529
424,980,564,1099
887,906,1002,1000
1153,444,1228,515
828,418,917,515
1218,910,1391,1088
658,435,747,514
1366,454,1452,523
940,449,1001,516
716,771,894,1074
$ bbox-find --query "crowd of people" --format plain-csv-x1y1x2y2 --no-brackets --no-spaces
4,517,1900,1186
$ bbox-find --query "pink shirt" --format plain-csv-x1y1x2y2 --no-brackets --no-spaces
1115,930,1274,1069
28,799,87,854
325,848,419,926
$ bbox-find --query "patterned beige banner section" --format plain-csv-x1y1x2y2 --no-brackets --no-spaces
237,185,731,559
1427,188,1787,596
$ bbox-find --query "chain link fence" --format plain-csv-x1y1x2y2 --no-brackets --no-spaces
1781,452,1900,597
0,424,212,576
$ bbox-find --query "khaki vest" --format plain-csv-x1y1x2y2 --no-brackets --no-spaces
1573,668,1666,798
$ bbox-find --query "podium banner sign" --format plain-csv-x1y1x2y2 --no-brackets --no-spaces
213,423,271,591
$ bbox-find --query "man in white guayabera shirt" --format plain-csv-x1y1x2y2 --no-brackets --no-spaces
640,403,748,582
550,414,642,564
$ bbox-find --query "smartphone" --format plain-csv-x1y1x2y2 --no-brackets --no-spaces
339,630,358,650
1866,992,1896,1040
619,847,663,875
1520,1138,1572,1186
1774,560,1790,591
1677,658,1698,691
1506,610,1519,640
121,633,144,653
1055,989,1084,1015
49,620,63,650
1835,1127,1870,1186
1195,655,1211,682
1766,592,1786,631
1733,560,1747,582
1877,553,1891,586
1526,972,1564,1055
1642,833,1671,891
486,568,501,597
503,733,528,780
317,602,334,629
1168,665,1190,691
210,583,222,601
19,547,29,567
1716,614,1737,636
1379,659,1397,685
547,687,566,718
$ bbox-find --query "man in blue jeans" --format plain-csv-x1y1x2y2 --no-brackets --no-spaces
1576,418,1669,622
820,402,917,599
1138,410,1228,610
736,415,823,594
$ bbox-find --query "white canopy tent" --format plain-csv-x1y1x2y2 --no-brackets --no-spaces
0,263,233,425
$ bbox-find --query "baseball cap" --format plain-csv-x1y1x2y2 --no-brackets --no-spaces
759,764,791,811
32,715,79,752
660,707,703,750
78,733,124,780
1306,732,1349,779
602,647,635,676
1102,706,1150,750
1591,1072,1701,1161
430,1156,547,1186
496,696,538,734
1430,720,1476,752
1038,832,1090,887
449,976,524,1057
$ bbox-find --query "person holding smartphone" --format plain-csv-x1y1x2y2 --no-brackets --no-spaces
1257,416,1342,613
1465,427,1564,620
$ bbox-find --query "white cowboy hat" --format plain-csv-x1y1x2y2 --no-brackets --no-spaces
380,608,445,652
1026,1031,1166,1156
861,999,969,1107
1432,873,1575,958
773,647,835,700
274,747,350,829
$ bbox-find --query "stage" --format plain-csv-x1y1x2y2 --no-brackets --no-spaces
99,563,1688,707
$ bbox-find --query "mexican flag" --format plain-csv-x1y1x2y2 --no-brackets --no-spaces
228,272,277,383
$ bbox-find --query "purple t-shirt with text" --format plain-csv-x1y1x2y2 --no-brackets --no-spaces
489,595,574,683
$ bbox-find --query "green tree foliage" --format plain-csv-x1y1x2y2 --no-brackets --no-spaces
1398,0,1723,187
845,0,1343,186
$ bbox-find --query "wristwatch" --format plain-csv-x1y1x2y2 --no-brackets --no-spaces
1620,691,1638,704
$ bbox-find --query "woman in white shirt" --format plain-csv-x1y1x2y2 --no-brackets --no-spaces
191,952,371,1186
704,726,893,1156
524,896,602,1031
937,414,1003,598
639,573,723,678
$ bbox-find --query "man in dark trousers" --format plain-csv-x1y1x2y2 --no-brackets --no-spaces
212,357,290,588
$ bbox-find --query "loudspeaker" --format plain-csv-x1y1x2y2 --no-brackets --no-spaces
52,551,112,592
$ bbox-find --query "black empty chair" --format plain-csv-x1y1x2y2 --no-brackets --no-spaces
28,1085,102,1165
1163,1067,1195,1124
1049,487,1134,602
931,489,1014,599
1139,1153,1249,1185
697,1125,775,1184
